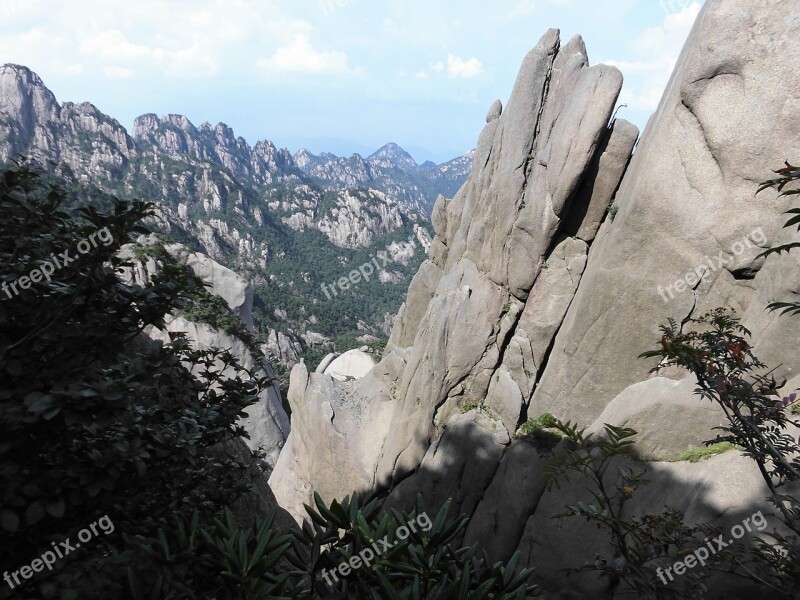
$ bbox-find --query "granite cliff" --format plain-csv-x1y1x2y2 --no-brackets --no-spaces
270,1,800,597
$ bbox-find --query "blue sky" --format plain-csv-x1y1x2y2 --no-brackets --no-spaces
0,0,702,163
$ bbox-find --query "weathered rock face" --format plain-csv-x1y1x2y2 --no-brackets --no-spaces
269,358,400,520
153,315,289,469
271,27,634,517
165,242,255,327
266,183,423,249
585,375,729,460
271,2,800,596
562,117,638,242
0,64,134,184
531,0,800,426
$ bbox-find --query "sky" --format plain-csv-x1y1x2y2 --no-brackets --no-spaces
0,0,703,163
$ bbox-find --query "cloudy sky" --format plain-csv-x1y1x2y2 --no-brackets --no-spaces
0,0,702,162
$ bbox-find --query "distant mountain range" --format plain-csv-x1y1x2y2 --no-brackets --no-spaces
0,63,473,381
294,143,474,213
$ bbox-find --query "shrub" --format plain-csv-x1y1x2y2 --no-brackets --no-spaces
286,492,539,599
0,163,270,599
515,413,561,448
125,491,539,599
0,162,539,599
543,164,800,598
642,308,800,595
544,422,708,598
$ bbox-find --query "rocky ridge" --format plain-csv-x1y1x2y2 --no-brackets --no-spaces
0,64,454,375
294,143,473,214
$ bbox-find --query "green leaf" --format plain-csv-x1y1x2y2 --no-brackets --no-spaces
24,391,55,414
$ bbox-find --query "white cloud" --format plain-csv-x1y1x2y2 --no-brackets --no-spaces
605,2,701,112
102,65,135,80
416,54,482,80
75,28,220,78
80,30,152,63
0,0,325,81
257,34,354,75
506,0,572,18
446,54,483,78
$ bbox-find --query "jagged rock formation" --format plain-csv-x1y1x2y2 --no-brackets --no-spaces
133,113,304,186
0,65,134,185
530,1,800,427
0,69,428,255
271,26,634,511
269,186,410,249
270,1,800,596
262,329,304,369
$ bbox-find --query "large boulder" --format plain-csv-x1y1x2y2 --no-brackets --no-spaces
270,355,404,522
586,376,729,460
323,349,376,381
514,450,779,598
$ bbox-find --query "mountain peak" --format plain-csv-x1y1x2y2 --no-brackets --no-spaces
368,143,418,169
0,63,49,85
0,63,58,105
0,64,61,157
